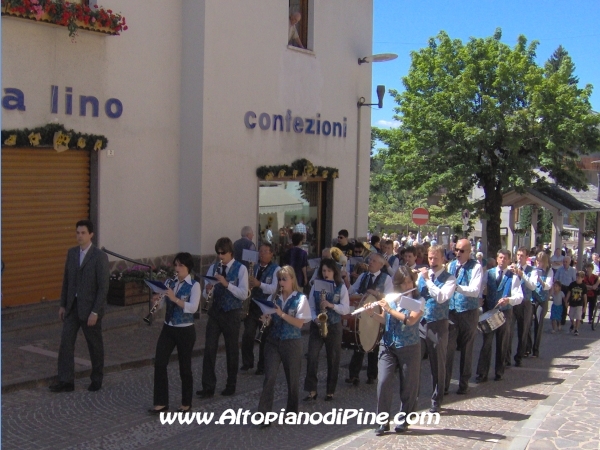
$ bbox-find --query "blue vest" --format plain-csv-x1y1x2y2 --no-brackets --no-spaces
485,267,516,311
533,268,550,303
212,260,244,312
518,265,534,301
312,282,344,325
270,291,304,340
358,271,389,295
251,263,279,302
383,255,399,276
419,270,452,323
164,278,197,325
382,307,420,348
448,259,479,312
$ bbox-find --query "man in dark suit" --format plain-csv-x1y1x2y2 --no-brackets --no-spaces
49,220,109,393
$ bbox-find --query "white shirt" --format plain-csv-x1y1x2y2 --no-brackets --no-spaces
202,259,249,301
492,266,524,306
518,264,539,292
384,253,400,277
454,261,483,298
162,274,201,327
419,267,456,304
255,264,280,295
308,283,350,321
265,229,273,244
348,271,394,296
79,243,92,266
277,291,312,322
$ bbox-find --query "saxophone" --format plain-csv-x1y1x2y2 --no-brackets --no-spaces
317,289,329,338
255,285,278,343
243,261,255,318
202,261,222,313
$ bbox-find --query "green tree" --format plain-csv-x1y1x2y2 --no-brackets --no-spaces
376,29,600,256
546,45,579,86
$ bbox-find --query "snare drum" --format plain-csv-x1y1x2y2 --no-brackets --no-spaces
342,294,383,352
478,308,506,333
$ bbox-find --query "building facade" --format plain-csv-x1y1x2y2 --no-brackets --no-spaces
1,0,374,306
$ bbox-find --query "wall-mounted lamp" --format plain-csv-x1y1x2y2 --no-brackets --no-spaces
358,53,398,65
358,85,386,109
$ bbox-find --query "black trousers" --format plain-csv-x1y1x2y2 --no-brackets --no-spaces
348,346,379,380
446,309,479,393
477,309,512,379
528,301,548,357
424,319,449,407
377,343,420,419
304,322,342,395
511,300,532,363
201,308,242,392
258,337,303,414
57,301,104,385
241,302,267,371
586,296,597,322
153,324,196,407
560,285,569,325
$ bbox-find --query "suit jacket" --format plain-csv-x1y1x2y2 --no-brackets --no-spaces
60,245,110,320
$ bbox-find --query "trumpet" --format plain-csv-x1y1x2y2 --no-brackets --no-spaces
144,276,177,325
317,289,328,338
202,261,222,312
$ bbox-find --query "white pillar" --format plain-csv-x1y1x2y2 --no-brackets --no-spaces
577,212,586,270
507,206,515,258
480,218,488,257
530,206,539,250
551,210,563,252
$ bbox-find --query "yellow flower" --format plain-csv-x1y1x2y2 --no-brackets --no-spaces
292,169,298,179
265,172,274,181
332,171,339,179
321,170,329,178
94,139,103,151
77,137,87,149
28,132,41,146
277,169,286,178
4,134,17,146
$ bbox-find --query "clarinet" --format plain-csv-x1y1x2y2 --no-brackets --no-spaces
202,261,222,313
143,276,178,325
255,287,279,344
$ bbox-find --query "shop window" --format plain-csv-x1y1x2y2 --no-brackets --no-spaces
288,0,312,50
258,180,328,262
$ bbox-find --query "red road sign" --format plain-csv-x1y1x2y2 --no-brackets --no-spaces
412,207,429,226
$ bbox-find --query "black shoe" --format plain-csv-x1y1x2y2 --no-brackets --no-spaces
366,377,376,385
49,382,74,393
303,393,317,401
444,389,449,395
375,424,389,436
345,377,360,386
475,376,487,384
87,382,102,392
523,352,530,358
221,387,236,396
240,365,253,372
531,353,539,358
429,405,440,413
494,375,503,381
456,389,468,395
258,422,271,429
196,389,214,399
325,394,334,401
395,422,409,433
515,360,522,367
505,360,512,367
255,369,265,376
148,405,168,414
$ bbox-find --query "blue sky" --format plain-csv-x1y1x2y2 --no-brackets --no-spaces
370,0,600,128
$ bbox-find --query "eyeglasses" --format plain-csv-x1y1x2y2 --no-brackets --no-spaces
338,236,346,240
455,248,466,253
216,251,226,255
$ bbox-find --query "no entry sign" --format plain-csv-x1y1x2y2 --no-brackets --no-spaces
412,207,429,226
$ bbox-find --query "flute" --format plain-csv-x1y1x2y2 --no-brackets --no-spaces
350,288,417,315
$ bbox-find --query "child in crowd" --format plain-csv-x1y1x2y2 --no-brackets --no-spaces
565,271,587,336
550,280,565,332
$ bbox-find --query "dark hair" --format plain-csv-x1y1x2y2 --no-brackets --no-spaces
76,219,94,234
517,246,529,255
173,252,194,274
214,237,234,255
370,235,380,246
260,242,273,253
338,229,349,238
317,258,342,285
292,232,304,246
404,246,417,256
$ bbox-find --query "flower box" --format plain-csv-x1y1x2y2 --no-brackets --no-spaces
107,280,149,306
2,1,127,37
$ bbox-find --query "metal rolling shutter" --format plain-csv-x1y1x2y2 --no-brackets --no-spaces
2,148,90,307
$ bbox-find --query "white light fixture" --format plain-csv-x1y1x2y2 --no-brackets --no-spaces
358,53,398,65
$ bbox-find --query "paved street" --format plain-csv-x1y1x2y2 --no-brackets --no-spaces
2,314,600,450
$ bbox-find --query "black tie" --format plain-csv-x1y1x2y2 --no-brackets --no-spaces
221,265,227,276
455,264,461,277
498,269,503,281
256,265,266,281
367,274,376,290
431,273,436,282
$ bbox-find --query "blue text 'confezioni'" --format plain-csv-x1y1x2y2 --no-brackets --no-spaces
244,110,347,137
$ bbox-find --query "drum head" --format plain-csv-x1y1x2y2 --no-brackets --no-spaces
356,294,383,352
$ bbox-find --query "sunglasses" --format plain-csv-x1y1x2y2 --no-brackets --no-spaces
338,236,346,240
278,277,290,282
216,251,227,255
455,248,466,253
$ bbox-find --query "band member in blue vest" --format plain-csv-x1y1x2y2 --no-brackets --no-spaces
382,239,400,277
149,253,200,414
304,258,350,401
373,266,424,435
197,238,249,399
241,243,280,375
476,249,523,383
527,252,553,357
418,245,456,413
346,253,393,385
444,239,482,396
507,247,538,367
257,266,312,427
